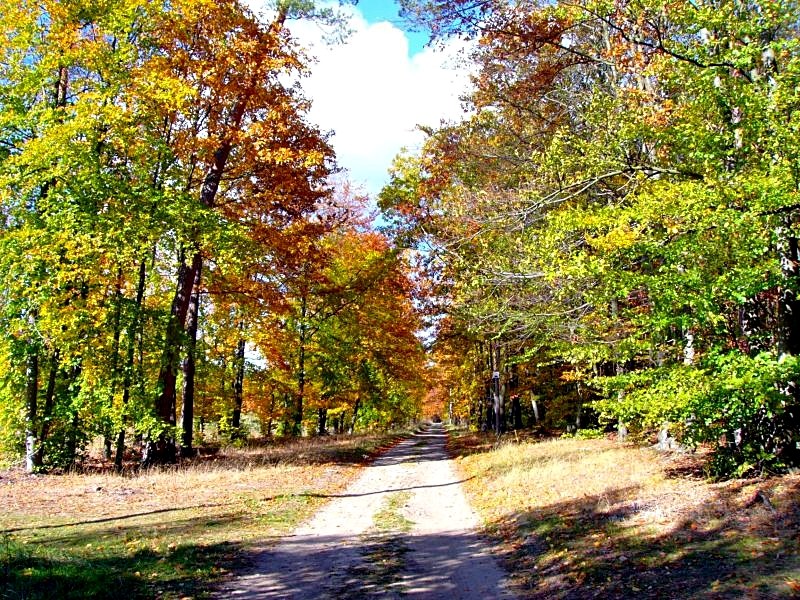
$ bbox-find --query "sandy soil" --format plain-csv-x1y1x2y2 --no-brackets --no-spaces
219,424,516,599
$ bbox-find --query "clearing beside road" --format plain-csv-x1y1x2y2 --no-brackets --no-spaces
451,431,800,599
0,433,398,599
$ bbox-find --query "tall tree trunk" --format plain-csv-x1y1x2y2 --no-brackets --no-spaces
33,350,59,468
512,394,522,430
66,409,81,469
776,224,800,463
292,295,308,436
282,392,291,434
778,228,800,355
105,275,124,461
64,363,83,469
265,391,276,438
231,332,246,432
24,65,70,473
491,342,504,435
616,359,628,442
116,257,148,472
148,135,236,465
180,268,202,458
448,390,454,425
610,298,628,441
147,251,201,465
318,407,327,435
530,390,540,425
484,384,493,432
350,399,361,434
24,345,39,473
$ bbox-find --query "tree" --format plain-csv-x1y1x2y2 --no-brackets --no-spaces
0,0,180,470
134,0,334,464
0,0,336,469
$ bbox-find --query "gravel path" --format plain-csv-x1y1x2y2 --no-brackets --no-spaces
220,424,516,599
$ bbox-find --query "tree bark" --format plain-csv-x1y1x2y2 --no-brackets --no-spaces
180,267,202,457
33,350,59,468
350,399,361,434
491,342,504,435
484,384,493,432
147,251,202,465
24,65,70,473
778,228,800,355
231,333,246,432
291,294,308,436
104,275,124,462
66,409,81,468
24,346,39,473
148,135,236,465
64,364,83,468
776,224,800,464
530,391,541,426
511,394,522,430
611,298,628,441
115,257,148,472
264,392,276,438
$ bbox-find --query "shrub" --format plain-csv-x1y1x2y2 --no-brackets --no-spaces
593,351,800,478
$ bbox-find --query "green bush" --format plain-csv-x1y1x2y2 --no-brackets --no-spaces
593,351,800,478
561,427,606,440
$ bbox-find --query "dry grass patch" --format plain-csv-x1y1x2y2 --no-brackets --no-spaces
0,432,402,600
450,431,800,599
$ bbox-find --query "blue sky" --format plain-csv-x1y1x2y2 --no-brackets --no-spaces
245,0,473,197
355,0,429,56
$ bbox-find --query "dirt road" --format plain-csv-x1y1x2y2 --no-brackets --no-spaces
220,424,515,599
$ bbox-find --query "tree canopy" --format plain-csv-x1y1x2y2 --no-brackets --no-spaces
5,0,800,480
0,0,425,471
386,0,800,477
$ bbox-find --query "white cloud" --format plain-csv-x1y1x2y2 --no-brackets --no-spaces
246,2,474,196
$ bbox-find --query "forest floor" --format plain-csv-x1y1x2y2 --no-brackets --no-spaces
450,430,800,599
0,432,400,599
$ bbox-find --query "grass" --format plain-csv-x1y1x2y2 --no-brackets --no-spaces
449,430,800,599
0,432,403,600
372,492,415,534
345,491,416,596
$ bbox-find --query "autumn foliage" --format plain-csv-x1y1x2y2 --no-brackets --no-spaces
0,0,425,471
389,0,800,477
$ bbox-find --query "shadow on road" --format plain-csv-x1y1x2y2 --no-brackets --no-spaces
225,528,511,599
220,422,515,599
365,426,451,467
289,477,476,500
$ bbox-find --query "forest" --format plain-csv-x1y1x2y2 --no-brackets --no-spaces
386,0,800,478
2,0,800,483
0,0,426,472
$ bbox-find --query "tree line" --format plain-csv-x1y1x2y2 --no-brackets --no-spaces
0,0,425,472
384,0,800,477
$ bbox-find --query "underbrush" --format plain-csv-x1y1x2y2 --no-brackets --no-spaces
0,431,402,599
451,431,800,599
